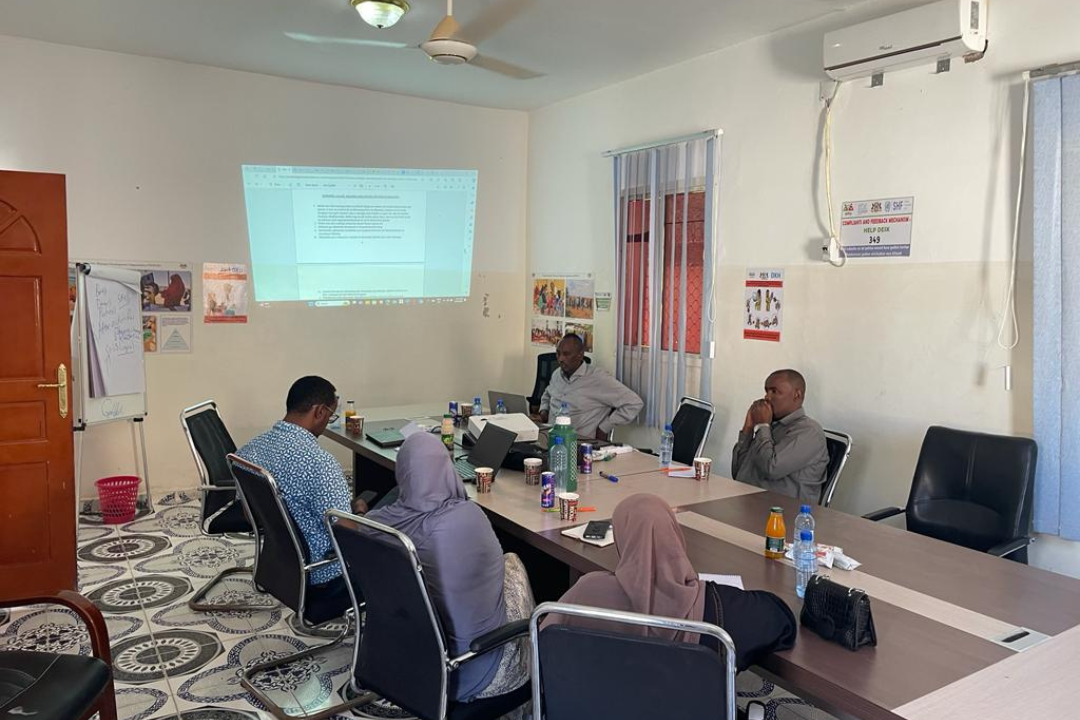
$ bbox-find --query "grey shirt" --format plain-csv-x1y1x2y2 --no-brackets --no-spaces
539,363,644,439
731,407,829,503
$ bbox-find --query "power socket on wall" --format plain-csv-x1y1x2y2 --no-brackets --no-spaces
821,237,841,264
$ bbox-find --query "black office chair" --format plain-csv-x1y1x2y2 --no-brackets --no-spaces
530,602,739,720
820,430,853,507
326,510,531,720
181,400,261,612
0,591,118,720
864,426,1037,563
228,455,368,720
528,353,591,411
671,396,715,466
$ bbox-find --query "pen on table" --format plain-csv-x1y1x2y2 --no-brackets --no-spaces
599,471,619,483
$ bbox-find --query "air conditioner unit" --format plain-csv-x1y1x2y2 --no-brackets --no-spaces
824,0,988,81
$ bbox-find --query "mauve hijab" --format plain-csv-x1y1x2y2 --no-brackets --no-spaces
553,493,706,643
366,432,507,701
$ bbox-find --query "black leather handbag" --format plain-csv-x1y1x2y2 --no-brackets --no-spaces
799,575,877,651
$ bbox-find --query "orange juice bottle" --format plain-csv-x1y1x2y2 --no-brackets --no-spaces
765,507,786,559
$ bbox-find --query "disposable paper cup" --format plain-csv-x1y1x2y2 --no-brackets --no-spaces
694,457,712,482
475,467,495,494
523,458,543,485
346,416,364,437
558,492,580,521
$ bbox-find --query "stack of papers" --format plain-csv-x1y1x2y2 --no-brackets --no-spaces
698,573,744,590
562,523,615,548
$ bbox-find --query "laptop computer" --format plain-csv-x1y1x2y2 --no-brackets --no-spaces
454,421,517,481
487,391,531,416
366,421,408,448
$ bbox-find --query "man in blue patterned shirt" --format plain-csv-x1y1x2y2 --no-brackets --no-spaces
238,376,355,585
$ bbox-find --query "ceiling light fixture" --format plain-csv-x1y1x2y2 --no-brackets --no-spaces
351,0,410,29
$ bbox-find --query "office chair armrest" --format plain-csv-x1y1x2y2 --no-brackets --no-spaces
304,556,338,572
0,590,112,664
447,619,530,670
987,536,1032,558
863,506,904,522
468,619,530,654
199,483,237,492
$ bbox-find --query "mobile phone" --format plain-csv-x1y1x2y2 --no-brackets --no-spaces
583,520,611,540
357,490,379,506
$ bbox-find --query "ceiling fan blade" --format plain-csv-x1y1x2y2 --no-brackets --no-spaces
460,0,535,44
470,54,543,80
285,32,412,49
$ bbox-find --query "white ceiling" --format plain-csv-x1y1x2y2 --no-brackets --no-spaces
0,0,923,110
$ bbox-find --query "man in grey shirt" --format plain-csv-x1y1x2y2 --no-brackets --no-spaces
731,369,829,503
539,334,643,440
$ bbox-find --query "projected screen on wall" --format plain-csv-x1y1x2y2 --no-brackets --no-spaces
242,165,477,305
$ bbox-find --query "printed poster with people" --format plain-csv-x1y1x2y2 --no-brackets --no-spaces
531,273,595,349
744,268,784,342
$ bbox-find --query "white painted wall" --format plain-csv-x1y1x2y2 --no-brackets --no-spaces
526,0,1080,575
0,35,529,495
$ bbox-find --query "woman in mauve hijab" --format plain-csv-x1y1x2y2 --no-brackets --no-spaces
367,432,534,706
550,493,796,671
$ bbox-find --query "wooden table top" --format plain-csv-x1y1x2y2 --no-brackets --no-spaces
324,405,1080,720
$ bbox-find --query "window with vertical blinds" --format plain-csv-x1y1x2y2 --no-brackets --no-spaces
612,133,719,429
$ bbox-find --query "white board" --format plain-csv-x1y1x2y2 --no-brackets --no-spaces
73,264,148,425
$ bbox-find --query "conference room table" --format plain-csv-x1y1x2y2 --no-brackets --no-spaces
323,404,1080,720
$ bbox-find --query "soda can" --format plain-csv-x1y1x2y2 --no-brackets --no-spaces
449,401,458,416
580,443,593,474
541,471,556,508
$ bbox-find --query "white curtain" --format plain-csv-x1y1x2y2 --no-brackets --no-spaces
612,133,719,429
1033,73,1080,540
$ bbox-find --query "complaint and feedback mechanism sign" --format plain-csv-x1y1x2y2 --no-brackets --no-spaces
840,196,915,258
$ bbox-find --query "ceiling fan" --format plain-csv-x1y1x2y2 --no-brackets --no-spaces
287,0,543,80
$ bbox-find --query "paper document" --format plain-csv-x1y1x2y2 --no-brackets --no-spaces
562,523,615,548
85,274,145,397
666,467,696,478
698,573,744,590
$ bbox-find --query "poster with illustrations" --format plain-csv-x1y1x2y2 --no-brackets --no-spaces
159,315,193,354
142,315,158,353
533,278,566,317
743,268,783,342
564,321,594,352
203,263,249,323
141,269,193,312
566,278,595,320
531,317,563,346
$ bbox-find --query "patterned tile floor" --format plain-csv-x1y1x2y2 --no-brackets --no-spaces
2,492,834,720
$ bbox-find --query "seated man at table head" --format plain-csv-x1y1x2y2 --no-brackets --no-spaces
731,369,829,503
539,333,644,441
238,375,365,586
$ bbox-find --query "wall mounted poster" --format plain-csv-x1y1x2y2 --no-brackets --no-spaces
840,196,915,257
565,321,594,352
533,278,566,317
566,278,595,320
531,273,594,349
531,317,563,346
744,268,783,342
203,263,249,323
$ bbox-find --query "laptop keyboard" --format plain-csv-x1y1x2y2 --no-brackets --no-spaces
454,458,477,480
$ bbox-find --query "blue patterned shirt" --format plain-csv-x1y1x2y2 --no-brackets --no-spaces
238,421,350,584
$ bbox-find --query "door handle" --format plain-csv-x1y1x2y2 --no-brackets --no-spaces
36,363,68,419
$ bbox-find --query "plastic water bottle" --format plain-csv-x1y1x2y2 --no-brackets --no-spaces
559,401,570,417
552,416,578,492
550,436,569,494
659,423,675,468
473,397,483,417
794,504,816,549
496,399,507,414
795,530,816,598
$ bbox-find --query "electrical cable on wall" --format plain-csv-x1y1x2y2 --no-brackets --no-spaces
997,74,1030,354
823,80,846,268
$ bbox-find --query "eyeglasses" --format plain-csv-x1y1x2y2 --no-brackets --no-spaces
323,395,340,424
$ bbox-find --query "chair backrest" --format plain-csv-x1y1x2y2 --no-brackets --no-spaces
227,454,309,614
528,353,591,406
181,401,239,522
671,397,714,466
907,426,1037,546
531,603,736,720
327,510,449,720
821,430,853,507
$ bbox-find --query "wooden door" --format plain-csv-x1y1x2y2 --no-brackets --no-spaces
0,170,75,599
